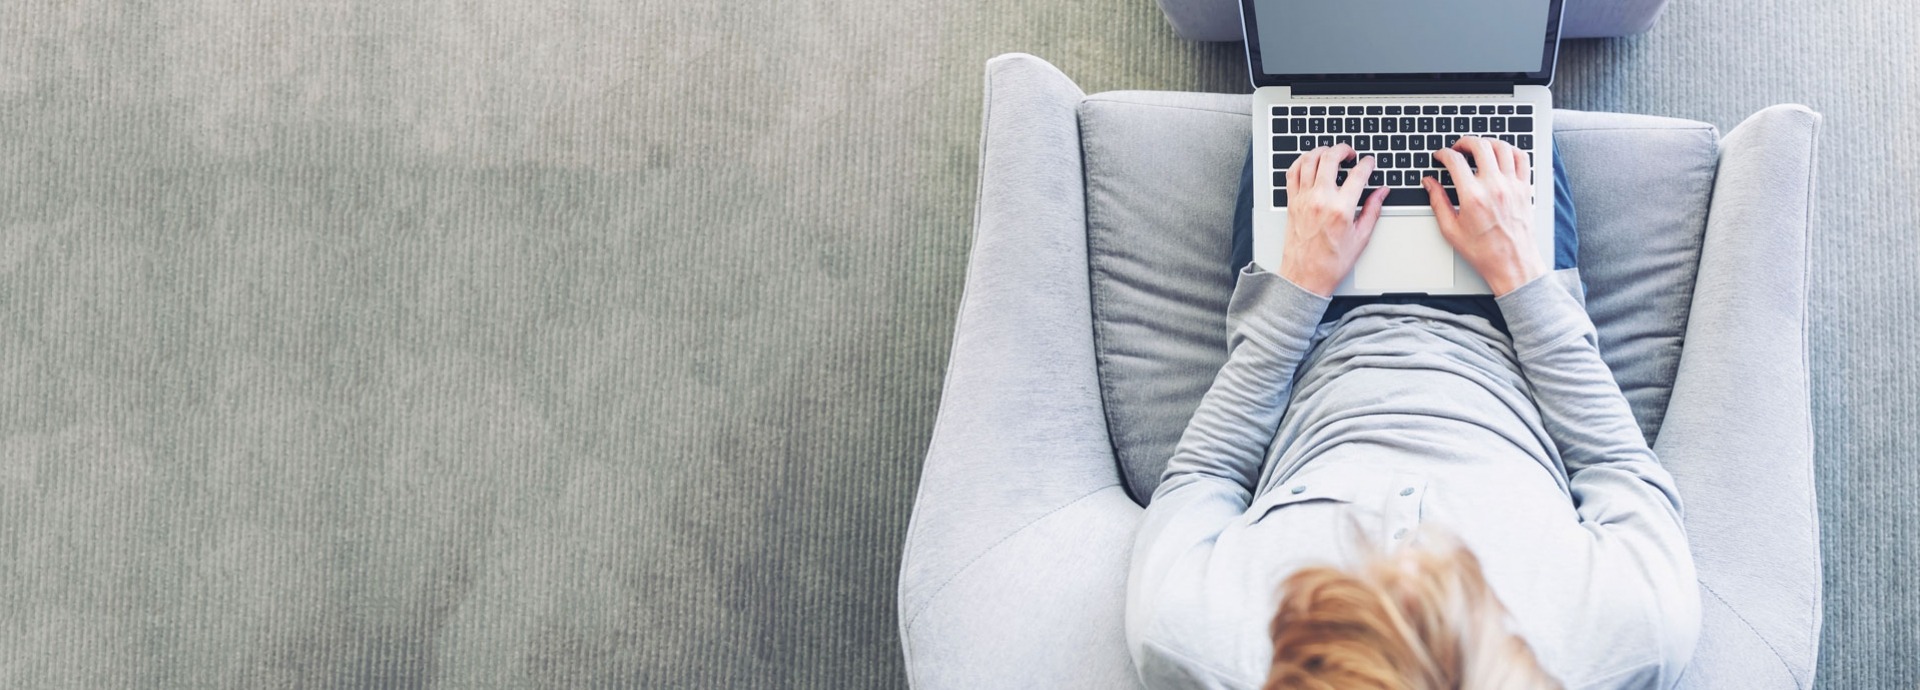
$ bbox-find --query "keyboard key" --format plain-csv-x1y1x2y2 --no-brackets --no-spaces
1275,136,1298,152
1426,135,1443,150
1336,135,1353,147
1309,118,1325,133
1328,118,1343,133
1441,170,1453,185
1490,117,1506,133
1354,137,1370,152
1318,135,1334,148
1499,134,1515,145
1383,187,1458,206
1386,105,1402,115
1274,189,1287,207
1273,118,1287,134
1498,104,1514,114
1382,118,1397,133
1387,170,1403,186
1336,170,1349,185
1518,134,1534,149
1272,107,1285,117
1364,117,1380,133
1418,117,1434,133
1414,152,1429,168
1369,170,1384,186
1454,116,1470,131
1274,171,1285,187
1472,116,1488,131
1367,105,1384,115
1395,152,1412,168
1329,105,1345,115
1373,135,1388,150
1400,117,1416,132
1509,116,1534,132
1445,134,1462,147
1518,104,1533,114
1300,135,1315,149
1275,153,1301,170
1479,105,1498,114
1311,106,1327,115
1423,105,1440,115
1291,119,1307,133
1291,106,1308,116
1436,117,1452,133
1391,135,1407,150
1442,105,1459,115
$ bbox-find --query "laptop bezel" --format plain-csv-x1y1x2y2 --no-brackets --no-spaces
1239,0,1564,89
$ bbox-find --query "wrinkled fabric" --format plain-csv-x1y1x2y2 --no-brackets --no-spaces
1127,266,1701,689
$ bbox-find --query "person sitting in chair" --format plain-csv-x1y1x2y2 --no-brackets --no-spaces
1125,137,1701,689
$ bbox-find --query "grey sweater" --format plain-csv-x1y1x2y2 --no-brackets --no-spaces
1125,266,1700,689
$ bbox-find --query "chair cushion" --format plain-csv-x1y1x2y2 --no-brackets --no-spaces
1080,92,1719,502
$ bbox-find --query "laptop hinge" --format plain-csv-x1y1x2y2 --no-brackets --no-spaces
1293,81,1515,96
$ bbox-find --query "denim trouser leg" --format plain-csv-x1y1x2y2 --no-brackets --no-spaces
1229,142,1577,335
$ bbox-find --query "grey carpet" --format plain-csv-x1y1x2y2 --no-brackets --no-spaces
0,0,1912,688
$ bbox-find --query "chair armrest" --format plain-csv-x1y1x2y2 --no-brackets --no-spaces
902,487,1144,688
898,54,1142,687
1652,104,1823,689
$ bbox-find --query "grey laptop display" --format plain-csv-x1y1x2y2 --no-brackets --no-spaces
1241,0,1565,295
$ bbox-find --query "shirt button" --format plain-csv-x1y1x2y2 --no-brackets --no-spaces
1393,528,1408,540
1291,485,1306,494
1400,487,1415,496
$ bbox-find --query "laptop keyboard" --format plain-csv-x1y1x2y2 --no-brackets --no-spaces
1271,103,1536,208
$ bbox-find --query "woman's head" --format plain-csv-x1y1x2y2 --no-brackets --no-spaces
1263,530,1561,690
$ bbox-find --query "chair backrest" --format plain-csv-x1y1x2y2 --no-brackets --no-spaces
1078,91,1720,502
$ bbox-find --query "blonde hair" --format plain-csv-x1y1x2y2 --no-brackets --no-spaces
1264,529,1562,690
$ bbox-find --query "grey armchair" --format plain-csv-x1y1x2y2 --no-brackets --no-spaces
898,53,1822,689
1151,0,1673,43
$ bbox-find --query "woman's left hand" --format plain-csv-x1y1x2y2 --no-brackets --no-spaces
1277,144,1389,297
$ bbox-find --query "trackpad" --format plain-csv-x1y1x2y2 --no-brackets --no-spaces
1354,216,1455,292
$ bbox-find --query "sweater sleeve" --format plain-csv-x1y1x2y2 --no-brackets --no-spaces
1126,265,1329,657
1494,268,1702,686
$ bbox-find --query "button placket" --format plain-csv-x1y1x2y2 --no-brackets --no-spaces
1388,475,1427,541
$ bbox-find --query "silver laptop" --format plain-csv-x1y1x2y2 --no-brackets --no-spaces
1241,0,1564,295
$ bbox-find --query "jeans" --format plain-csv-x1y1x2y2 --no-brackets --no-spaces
1229,142,1577,335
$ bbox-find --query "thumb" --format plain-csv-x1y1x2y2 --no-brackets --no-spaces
1354,186,1389,238
1422,175,1459,236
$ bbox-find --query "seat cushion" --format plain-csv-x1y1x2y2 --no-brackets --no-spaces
1080,92,1719,501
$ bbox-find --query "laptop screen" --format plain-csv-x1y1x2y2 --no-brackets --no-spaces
1243,0,1560,85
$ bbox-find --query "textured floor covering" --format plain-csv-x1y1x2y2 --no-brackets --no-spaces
0,0,1913,687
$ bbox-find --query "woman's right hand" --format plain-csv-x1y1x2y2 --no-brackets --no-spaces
1421,136,1544,296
